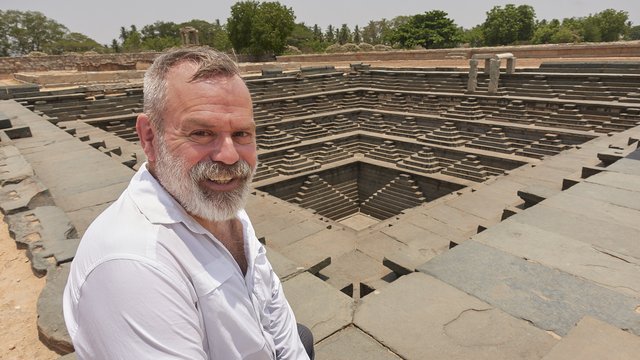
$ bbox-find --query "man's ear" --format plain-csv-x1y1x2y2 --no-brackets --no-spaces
136,113,157,163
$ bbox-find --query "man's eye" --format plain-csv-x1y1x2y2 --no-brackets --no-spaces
233,131,254,144
191,130,211,137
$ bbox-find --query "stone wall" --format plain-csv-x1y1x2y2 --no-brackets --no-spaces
277,41,640,63
0,52,161,76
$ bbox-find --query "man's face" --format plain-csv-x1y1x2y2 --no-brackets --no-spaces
151,62,257,222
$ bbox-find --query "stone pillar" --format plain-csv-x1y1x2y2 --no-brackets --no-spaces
467,58,478,92
488,58,501,94
506,57,516,74
180,27,200,46
484,58,491,73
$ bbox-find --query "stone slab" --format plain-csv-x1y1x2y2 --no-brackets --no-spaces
0,176,52,214
281,227,356,269
509,203,640,260
541,191,640,231
0,145,33,184
605,158,640,176
265,246,305,280
283,272,353,342
565,180,640,211
517,185,559,208
586,170,640,192
423,204,487,232
261,219,326,249
37,263,73,354
320,250,392,291
339,213,378,231
379,220,450,252
355,272,557,360
6,206,78,275
541,316,640,360
418,241,640,336
315,326,401,360
401,212,471,243
473,220,640,298
356,231,416,263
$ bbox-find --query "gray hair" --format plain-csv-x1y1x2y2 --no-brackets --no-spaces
143,46,241,132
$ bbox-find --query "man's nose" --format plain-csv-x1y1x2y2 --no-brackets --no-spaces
211,135,240,165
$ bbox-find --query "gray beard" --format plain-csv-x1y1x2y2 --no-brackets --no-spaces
154,137,255,222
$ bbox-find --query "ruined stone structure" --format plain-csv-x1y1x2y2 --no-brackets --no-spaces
1,58,640,359
180,26,200,46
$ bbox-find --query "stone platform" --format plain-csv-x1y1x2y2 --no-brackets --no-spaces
1,61,639,359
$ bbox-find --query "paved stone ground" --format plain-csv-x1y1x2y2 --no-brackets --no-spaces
2,58,640,358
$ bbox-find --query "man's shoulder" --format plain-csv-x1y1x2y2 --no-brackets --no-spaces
77,188,162,261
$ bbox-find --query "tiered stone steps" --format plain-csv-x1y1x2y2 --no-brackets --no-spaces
293,174,358,221
271,149,320,175
419,121,471,147
397,147,442,173
466,127,517,154
257,125,301,150
516,133,572,159
360,173,426,220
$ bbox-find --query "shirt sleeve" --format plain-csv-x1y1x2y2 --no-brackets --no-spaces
72,259,207,360
265,270,310,360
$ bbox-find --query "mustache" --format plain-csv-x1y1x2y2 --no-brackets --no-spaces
190,160,254,182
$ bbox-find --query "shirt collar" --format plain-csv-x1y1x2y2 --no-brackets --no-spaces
128,163,263,260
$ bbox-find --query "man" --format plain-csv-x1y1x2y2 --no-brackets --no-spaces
63,47,312,359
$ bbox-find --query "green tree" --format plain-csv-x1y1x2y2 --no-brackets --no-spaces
121,25,142,52
110,39,120,53
593,9,629,41
462,25,485,47
312,24,323,41
337,24,351,45
325,25,335,43
286,23,315,51
227,1,295,56
47,32,105,54
251,1,295,55
628,25,640,40
388,10,462,49
353,25,361,44
0,10,68,55
482,4,536,45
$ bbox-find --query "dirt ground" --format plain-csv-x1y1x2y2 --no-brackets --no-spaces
0,215,58,360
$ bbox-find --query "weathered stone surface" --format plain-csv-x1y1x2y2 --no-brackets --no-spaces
517,185,559,208
541,191,640,231
355,272,557,360
474,220,640,298
283,272,353,342
508,203,640,260
418,241,640,336
316,326,401,360
0,145,33,184
281,227,355,269
6,206,78,275
606,158,640,175
0,176,52,214
565,180,640,211
266,246,305,280
37,263,73,354
320,250,392,291
58,352,77,360
541,316,640,360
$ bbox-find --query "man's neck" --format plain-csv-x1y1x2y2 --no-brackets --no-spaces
196,217,248,275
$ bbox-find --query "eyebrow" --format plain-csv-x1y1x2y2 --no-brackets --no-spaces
182,118,256,132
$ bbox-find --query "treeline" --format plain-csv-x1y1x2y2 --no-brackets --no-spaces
1,2,639,57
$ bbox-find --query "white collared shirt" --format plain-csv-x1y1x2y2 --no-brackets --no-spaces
63,164,309,360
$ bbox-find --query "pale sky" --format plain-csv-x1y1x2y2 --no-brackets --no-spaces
3,0,639,45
